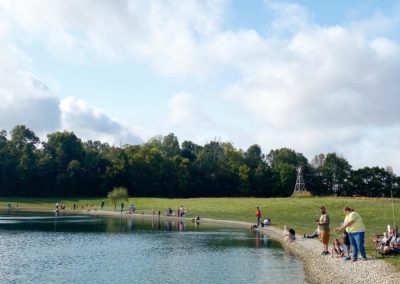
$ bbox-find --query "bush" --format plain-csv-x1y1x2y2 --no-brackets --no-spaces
107,186,129,211
291,191,313,198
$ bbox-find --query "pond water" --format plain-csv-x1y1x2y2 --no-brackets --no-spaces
0,211,306,283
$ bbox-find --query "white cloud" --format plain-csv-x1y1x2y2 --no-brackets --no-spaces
60,96,142,145
1,0,400,172
0,34,60,135
224,6,400,172
0,23,142,143
165,92,219,143
0,0,228,76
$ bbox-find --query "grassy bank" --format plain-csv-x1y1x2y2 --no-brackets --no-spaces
1,196,399,266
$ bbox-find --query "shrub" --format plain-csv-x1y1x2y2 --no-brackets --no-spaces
291,191,313,198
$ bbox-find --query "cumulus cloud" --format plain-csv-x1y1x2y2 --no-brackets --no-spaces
224,8,400,171
0,0,228,76
60,97,142,145
1,0,400,172
0,20,142,143
165,92,222,142
0,34,60,135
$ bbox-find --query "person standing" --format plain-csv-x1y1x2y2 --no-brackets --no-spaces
101,201,105,210
335,207,367,261
255,207,262,226
120,202,125,214
316,206,330,255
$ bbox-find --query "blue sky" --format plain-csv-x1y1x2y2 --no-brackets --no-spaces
0,0,400,172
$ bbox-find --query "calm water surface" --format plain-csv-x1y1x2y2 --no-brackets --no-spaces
0,211,306,283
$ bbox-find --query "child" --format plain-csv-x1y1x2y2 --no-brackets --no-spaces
331,239,344,257
284,226,296,243
343,231,351,258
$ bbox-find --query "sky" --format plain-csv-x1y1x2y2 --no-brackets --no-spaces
0,0,399,172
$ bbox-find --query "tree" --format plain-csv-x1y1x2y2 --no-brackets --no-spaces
320,153,351,195
161,133,180,158
267,148,309,196
244,144,263,169
107,186,129,211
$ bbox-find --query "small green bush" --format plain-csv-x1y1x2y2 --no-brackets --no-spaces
291,191,313,198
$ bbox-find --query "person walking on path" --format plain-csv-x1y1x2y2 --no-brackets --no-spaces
316,206,330,255
335,207,367,261
255,207,262,226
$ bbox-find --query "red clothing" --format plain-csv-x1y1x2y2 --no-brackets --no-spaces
256,209,261,218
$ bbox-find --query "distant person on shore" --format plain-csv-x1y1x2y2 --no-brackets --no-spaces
263,218,271,227
73,203,76,210
255,207,261,226
335,207,367,261
331,239,344,258
316,206,330,255
101,201,105,210
120,202,125,213
284,226,296,243
179,205,186,217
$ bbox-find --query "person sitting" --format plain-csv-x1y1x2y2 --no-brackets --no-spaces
303,228,319,239
263,218,271,227
128,204,135,213
331,239,344,257
284,226,296,243
374,225,400,255
165,207,173,216
191,216,200,222
180,206,186,217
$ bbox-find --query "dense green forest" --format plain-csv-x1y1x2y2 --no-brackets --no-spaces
0,125,399,198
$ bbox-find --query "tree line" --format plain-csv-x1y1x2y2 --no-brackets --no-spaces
0,125,399,198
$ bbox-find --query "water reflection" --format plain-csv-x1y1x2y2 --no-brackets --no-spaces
0,211,276,250
0,211,215,236
0,211,306,284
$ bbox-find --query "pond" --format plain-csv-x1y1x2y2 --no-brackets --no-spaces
0,211,306,283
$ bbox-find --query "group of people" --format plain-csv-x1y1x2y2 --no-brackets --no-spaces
314,206,367,261
256,205,370,262
255,207,272,228
373,225,400,255
55,202,66,212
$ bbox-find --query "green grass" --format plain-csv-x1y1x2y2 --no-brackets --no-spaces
1,196,400,266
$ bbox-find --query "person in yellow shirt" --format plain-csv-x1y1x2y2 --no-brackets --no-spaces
335,207,367,261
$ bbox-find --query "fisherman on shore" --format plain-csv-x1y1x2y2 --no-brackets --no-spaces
316,206,330,255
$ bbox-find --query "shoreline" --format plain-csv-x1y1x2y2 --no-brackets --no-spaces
2,206,400,283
